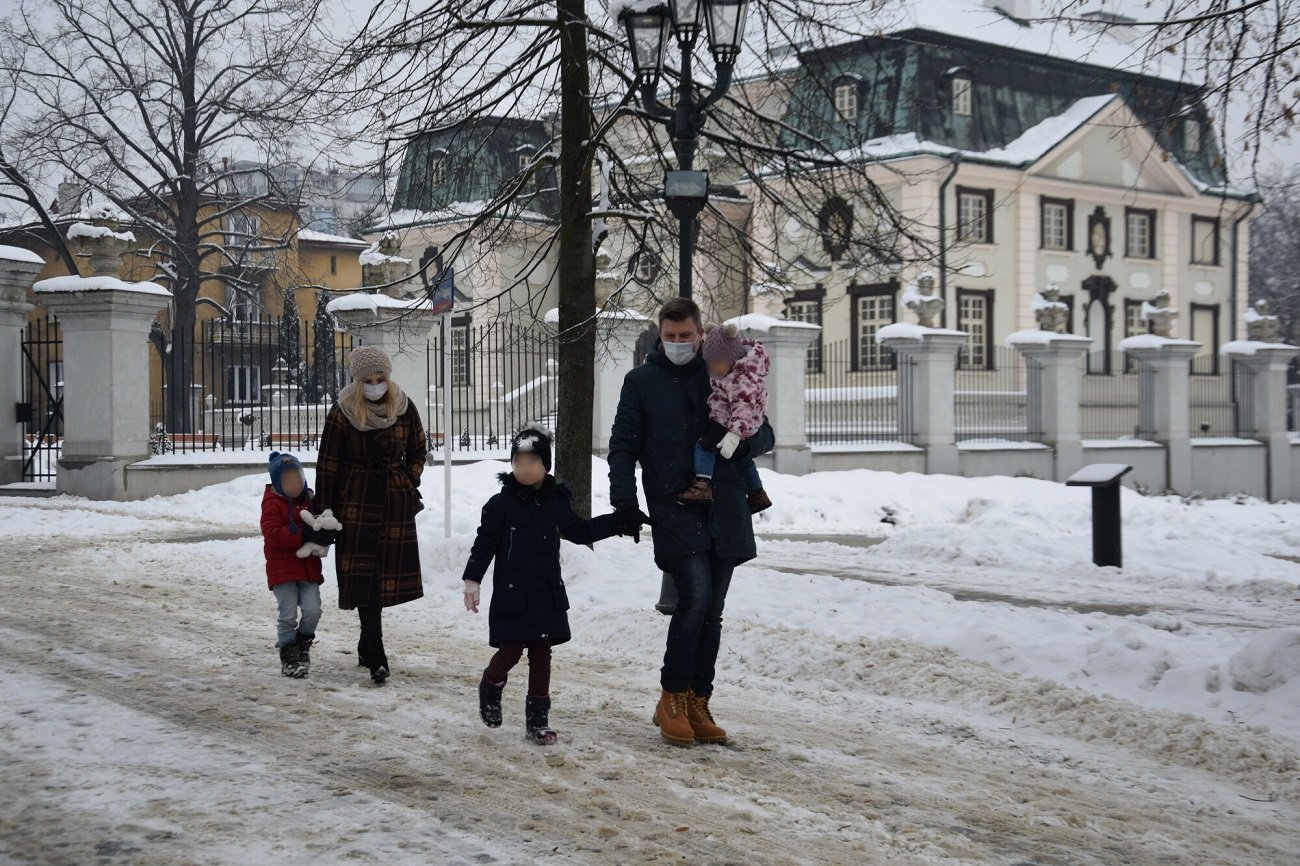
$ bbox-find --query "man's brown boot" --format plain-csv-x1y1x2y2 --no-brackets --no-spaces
747,489,772,514
652,689,695,745
686,689,728,744
676,477,713,505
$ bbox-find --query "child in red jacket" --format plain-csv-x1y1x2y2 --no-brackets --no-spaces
262,452,334,678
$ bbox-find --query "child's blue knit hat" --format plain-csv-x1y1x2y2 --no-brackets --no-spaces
268,451,306,498
269,452,307,534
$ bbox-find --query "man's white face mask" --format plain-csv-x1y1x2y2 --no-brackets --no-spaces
662,340,697,365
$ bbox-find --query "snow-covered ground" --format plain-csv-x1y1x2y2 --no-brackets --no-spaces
2,461,1298,864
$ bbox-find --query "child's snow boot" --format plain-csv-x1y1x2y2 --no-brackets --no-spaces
296,633,314,677
686,688,728,744
747,489,772,515
652,689,695,745
525,695,557,745
479,674,504,728
279,644,306,679
677,477,713,505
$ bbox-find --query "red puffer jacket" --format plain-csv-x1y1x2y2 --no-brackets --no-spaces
261,485,325,589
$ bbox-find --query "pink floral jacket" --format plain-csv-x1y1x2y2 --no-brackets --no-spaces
707,340,770,438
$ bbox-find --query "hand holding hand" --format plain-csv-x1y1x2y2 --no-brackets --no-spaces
719,431,742,460
614,505,652,543
463,580,481,613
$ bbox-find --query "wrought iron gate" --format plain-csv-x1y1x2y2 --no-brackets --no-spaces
18,316,63,483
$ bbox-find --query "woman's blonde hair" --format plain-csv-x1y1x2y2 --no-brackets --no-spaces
346,377,402,421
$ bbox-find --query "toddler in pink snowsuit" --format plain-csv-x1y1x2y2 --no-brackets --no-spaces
678,323,773,514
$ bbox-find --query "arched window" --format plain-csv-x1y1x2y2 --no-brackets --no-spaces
818,198,854,262
832,77,859,122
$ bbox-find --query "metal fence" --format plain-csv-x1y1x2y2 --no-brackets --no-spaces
1188,353,1241,438
150,317,353,453
954,346,1039,443
804,338,911,444
426,322,559,455
1080,350,1147,440
19,315,63,483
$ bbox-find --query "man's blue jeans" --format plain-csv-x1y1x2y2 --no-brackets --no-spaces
272,581,322,648
661,552,736,695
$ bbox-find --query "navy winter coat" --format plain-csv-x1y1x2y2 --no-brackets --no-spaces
462,473,622,647
607,344,775,570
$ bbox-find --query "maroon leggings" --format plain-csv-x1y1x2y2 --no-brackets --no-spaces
484,640,552,697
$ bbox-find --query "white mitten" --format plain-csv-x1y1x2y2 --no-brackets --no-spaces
719,431,742,459
463,580,481,613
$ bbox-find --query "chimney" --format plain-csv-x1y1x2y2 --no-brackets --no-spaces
984,0,1034,22
56,180,84,217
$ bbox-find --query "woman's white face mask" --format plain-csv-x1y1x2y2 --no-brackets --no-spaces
362,382,388,401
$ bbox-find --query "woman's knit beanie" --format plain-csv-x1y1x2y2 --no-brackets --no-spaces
349,345,392,380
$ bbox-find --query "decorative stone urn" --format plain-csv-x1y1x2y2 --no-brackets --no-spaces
68,206,136,276
360,231,414,296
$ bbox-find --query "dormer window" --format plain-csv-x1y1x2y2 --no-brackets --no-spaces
834,82,858,122
952,76,973,116
1183,117,1201,154
428,148,448,186
516,148,535,190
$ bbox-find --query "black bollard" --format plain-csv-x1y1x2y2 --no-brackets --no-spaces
1066,464,1133,568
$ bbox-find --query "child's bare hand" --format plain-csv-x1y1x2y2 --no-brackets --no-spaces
463,580,481,613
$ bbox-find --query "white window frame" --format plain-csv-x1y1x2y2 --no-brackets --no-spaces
1191,216,1220,266
1041,201,1069,251
1126,210,1154,259
856,294,895,370
958,292,990,370
952,77,973,117
787,299,822,373
1183,117,1201,154
834,83,858,121
226,364,261,404
957,190,991,244
450,324,471,388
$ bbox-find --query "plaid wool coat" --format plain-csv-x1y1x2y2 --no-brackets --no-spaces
313,402,427,610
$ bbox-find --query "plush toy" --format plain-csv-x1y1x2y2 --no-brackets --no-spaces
296,508,342,558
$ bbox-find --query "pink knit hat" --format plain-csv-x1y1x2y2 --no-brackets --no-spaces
701,323,747,363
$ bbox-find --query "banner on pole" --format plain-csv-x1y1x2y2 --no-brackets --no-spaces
430,267,455,316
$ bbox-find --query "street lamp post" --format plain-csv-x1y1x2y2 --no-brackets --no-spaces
620,0,749,614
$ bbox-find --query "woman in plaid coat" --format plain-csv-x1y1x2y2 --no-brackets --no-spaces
314,346,427,684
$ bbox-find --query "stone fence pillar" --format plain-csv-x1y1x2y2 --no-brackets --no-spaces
1222,341,1299,501
327,294,441,430
879,326,966,475
0,248,42,485
1120,336,1201,494
1009,331,1093,482
592,311,653,455
34,277,171,498
732,314,821,475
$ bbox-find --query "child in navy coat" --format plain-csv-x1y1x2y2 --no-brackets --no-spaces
462,427,646,744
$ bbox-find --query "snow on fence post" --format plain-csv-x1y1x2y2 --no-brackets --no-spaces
1118,334,1201,495
1007,329,1093,482
730,313,821,475
878,323,967,476
1221,339,1299,501
0,246,42,485
33,217,171,500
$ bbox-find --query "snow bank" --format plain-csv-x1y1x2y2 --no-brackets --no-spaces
1229,628,1300,693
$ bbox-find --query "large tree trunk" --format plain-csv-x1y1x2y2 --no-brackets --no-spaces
553,0,596,517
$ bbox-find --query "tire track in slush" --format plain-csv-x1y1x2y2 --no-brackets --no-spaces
2,529,1298,865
